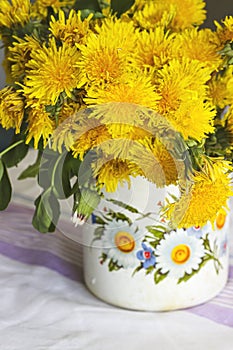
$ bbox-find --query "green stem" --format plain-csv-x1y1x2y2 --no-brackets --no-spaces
0,140,24,158
50,152,65,189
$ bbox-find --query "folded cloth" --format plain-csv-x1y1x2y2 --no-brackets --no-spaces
1,252,233,350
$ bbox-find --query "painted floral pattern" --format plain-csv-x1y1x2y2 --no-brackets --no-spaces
92,200,227,284
155,230,205,279
100,219,142,268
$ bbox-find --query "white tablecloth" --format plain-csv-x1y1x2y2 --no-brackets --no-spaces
0,151,232,350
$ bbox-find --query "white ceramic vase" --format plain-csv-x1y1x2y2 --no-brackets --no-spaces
82,176,229,311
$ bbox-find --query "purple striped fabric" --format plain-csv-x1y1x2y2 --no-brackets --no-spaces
0,203,233,327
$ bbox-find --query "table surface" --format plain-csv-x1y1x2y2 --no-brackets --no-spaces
0,152,233,350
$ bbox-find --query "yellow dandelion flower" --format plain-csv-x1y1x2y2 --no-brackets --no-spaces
71,120,111,160
100,0,111,16
49,10,93,46
168,100,216,142
208,66,233,108
133,0,206,31
7,35,41,80
215,16,233,45
94,16,136,54
134,27,176,71
0,86,25,133
26,106,55,149
22,38,81,105
157,58,212,115
51,102,85,153
85,73,160,109
133,1,176,30
86,102,157,128
77,34,128,87
0,0,31,28
52,114,80,153
106,123,152,141
93,158,140,193
77,18,136,87
166,0,206,30
94,123,153,160
223,106,233,148
58,99,84,124
128,138,179,187
32,0,75,18
165,161,233,228
173,28,222,70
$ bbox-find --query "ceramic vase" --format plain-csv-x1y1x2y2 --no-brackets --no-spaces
82,176,229,311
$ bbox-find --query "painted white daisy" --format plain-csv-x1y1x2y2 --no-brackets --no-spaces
155,229,205,279
101,219,142,268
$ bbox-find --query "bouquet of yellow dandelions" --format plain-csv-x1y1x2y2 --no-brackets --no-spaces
0,0,233,233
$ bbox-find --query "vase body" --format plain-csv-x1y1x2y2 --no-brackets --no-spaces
82,177,229,311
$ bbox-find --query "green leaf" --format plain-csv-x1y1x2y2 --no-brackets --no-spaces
74,0,101,11
146,225,166,238
32,189,60,233
154,269,169,284
80,9,104,20
107,210,132,224
2,137,29,168
61,152,81,197
177,257,210,284
108,258,122,271
145,265,155,275
0,160,12,210
110,0,135,17
106,198,139,213
132,264,143,277
18,151,42,180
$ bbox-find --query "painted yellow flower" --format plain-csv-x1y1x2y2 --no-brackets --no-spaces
85,73,160,109
26,105,55,148
208,66,233,108
0,0,31,28
164,161,233,228
134,27,176,71
173,28,222,70
22,38,81,105
7,35,41,80
77,17,136,87
0,86,25,133
215,16,233,46
49,10,93,46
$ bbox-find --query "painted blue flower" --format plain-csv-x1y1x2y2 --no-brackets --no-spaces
186,222,212,239
136,242,156,269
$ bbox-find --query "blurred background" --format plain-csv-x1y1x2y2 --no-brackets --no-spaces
0,0,233,150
